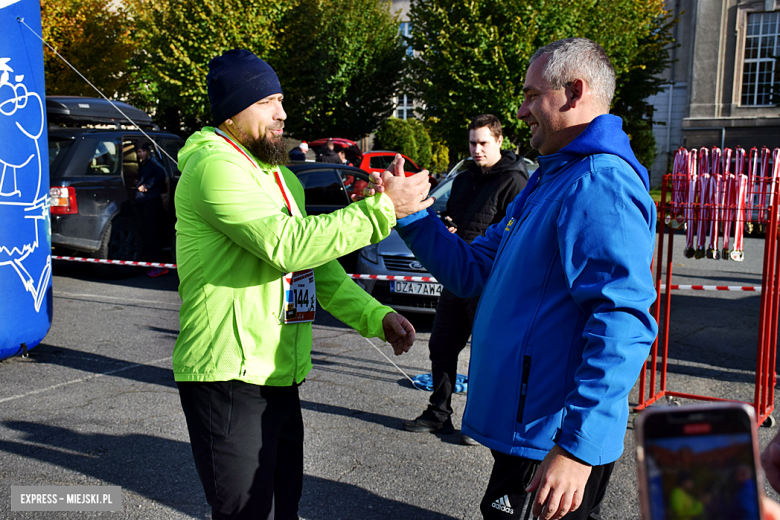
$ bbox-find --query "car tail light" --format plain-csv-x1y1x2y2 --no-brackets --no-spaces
49,186,78,214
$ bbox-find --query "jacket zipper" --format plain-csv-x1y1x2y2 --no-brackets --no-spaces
516,355,533,423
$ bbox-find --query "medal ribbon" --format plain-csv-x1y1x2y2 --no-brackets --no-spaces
759,147,771,223
707,147,722,259
696,148,710,258
684,149,698,258
721,148,734,256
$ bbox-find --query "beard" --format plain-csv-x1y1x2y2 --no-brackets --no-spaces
246,133,287,166
232,124,287,166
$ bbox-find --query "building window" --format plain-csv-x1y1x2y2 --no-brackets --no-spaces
395,94,414,120
399,22,413,57
742,11,780,106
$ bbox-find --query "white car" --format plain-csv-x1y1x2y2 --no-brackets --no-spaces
354,176,455,314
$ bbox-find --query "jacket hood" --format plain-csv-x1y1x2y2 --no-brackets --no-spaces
179,127,225,172
178,126,275,173
468,150,529,180
550,114,649,190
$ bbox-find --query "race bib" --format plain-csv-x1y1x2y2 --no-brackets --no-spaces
282,269,316,324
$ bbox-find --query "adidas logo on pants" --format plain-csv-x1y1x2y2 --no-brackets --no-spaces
491,495,515,515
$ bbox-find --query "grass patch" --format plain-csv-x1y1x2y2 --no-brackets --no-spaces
649,189,662,203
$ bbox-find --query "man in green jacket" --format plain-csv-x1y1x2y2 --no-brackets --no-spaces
173,49,433,520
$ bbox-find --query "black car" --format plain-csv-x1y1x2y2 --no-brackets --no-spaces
47,97,184,276
286,161,370,271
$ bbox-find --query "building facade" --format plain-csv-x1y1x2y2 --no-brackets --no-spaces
648,0,780,186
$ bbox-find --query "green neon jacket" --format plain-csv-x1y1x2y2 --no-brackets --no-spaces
173,127,397,386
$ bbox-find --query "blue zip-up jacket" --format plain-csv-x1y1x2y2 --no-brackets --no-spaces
396,115,657,465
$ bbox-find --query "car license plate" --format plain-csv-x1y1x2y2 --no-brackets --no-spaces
390,281,443,296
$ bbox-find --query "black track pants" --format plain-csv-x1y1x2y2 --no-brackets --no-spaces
426,288,480,423
177,380,304,520
480,450,614,520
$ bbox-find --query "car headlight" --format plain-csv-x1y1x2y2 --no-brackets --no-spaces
360,243,379,264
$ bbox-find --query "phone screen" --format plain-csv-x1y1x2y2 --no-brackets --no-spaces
639,405,761,520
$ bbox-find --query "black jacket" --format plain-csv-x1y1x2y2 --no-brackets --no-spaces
316,148,341,164
288,147,306,161
444,150,529,244
135,156,167,203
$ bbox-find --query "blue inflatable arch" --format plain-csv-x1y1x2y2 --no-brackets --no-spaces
0,0,52,360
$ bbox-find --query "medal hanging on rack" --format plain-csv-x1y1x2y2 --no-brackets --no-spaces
758,147,771,226
684,149,699,258
696,148,710,259
670,148,688,229
771,149,780,220
732,150,748,262
707,147,722,259
746,147,759,236
721,148,735,260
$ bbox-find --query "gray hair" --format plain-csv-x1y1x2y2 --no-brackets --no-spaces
529,38,616,111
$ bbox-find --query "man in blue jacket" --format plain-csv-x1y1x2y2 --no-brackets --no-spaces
368,38,657,520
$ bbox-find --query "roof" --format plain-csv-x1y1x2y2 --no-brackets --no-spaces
309,137,359,149
46,96,158,130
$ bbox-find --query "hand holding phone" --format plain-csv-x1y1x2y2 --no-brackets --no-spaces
441,215,458,234
636,403,764,520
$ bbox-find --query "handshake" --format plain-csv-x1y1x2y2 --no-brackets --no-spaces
351,154,436,219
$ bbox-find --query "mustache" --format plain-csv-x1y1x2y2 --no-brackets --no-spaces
268,122,284,132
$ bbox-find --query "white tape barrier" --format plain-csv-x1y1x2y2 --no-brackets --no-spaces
52,256,176,268
52,256,764,291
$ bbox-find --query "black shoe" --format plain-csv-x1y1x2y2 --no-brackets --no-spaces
402,413,454,434
460,434,479,446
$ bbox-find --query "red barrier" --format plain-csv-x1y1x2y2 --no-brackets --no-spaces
637,148,780,428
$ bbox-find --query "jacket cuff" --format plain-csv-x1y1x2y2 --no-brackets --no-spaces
366,193,397,229
396,209,429,227
556,429,603,466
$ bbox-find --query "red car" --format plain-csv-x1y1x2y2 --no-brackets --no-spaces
309,138,422,177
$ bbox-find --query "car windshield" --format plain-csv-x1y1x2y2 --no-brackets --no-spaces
428,176,454,215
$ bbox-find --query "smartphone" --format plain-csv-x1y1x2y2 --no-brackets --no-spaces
441,215,458,229
635,403,764,520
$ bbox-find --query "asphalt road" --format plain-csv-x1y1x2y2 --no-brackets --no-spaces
0,231,778,519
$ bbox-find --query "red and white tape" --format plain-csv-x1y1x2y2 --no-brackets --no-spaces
52,256,177,268
349,274,437,282
51,256,763,292
660,284,760,292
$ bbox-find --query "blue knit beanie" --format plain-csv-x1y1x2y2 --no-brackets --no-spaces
207,49,283,126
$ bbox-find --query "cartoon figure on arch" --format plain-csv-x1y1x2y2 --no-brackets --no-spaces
0,55,51,313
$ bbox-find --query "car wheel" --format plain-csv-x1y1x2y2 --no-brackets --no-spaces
92,216,144,278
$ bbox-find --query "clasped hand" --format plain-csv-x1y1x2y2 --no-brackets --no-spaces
351,154,435,219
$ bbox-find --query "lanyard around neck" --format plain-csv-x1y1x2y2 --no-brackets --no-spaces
215,128,294,215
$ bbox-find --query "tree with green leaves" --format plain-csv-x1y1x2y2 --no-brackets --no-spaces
129,0,293,134
407,118,432,168
430,140,450,174
406,0,675,169
269,0,406,141
41,0,136,98
130,0,405,139
611,10,678,168
374,118,418,162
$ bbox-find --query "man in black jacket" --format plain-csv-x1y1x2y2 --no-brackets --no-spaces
134,141,169,277
316,138,341,164
403,114,528,444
